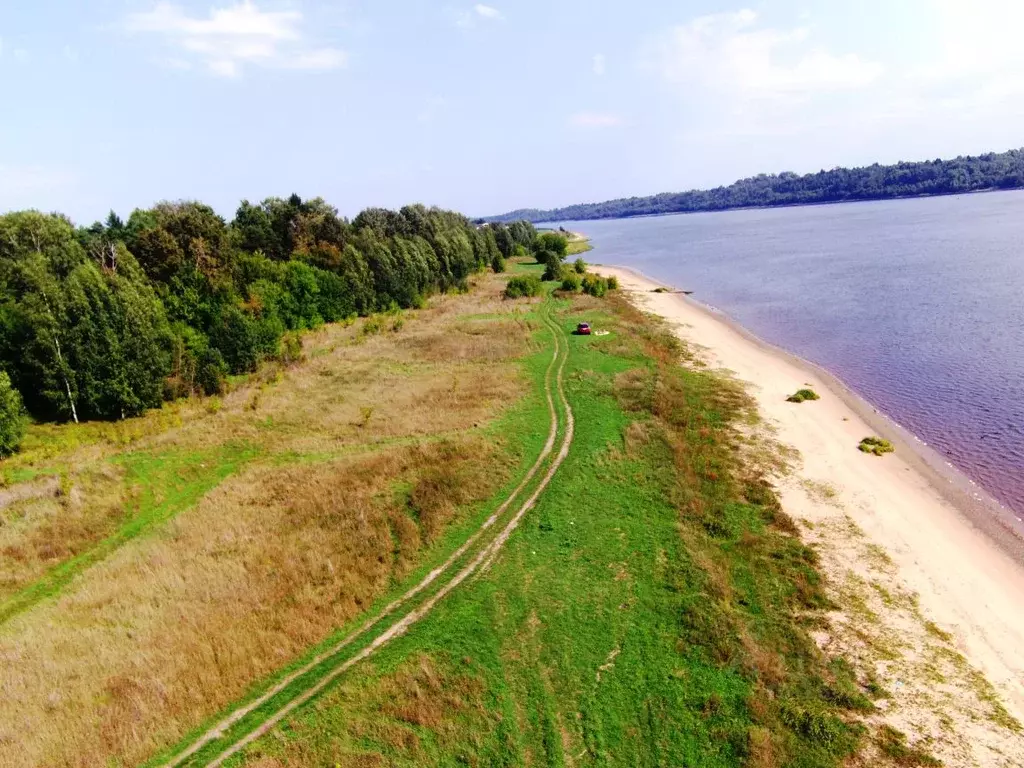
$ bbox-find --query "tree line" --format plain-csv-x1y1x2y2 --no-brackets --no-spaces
488,147,1024,222
0,196,536,447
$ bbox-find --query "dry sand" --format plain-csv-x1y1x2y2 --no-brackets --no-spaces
598,265,1024,766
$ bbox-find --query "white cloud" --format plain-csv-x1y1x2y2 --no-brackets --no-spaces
592,53,605,76
653,9,882,99
455,4,504,28
124,1,347,77
569,112,622,128
474,4,503,20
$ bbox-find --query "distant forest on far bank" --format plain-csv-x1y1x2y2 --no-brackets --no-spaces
488,147,1024,223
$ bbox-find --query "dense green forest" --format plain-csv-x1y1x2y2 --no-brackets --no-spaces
0,197,536,443
489,147,1024,223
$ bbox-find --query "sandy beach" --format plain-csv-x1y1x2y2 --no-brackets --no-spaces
598,265,1024,766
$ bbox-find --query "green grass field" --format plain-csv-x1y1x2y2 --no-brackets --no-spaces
4,263,922,767
211,278,878,767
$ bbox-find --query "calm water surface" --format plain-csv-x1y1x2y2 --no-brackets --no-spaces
552,191,1024,517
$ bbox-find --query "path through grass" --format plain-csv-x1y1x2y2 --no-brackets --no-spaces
221,291,874,767
150,298,572,767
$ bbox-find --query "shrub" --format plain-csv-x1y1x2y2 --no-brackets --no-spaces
581,273,608,297
787,388,820,403
607,275,619,290
858,436,894,456
504,274,543,299
561,273,582,292
279,331,304,366
363,315,385,335
0,372,26,457
491,253,506,273
573,258,586,274
196,347,228,395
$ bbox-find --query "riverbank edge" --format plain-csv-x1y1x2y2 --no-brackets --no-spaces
508,186,1014,225
595,262,1024,565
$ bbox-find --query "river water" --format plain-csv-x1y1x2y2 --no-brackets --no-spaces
550,191,1024,518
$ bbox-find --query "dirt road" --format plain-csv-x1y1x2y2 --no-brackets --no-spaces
161,302,574,767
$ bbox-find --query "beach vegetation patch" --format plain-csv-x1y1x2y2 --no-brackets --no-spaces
787,388,820,403
875,725,943,766
573,257,587,274
858,436,894,456
581,273,609,297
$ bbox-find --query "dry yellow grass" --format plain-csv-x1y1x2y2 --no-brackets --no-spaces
0,275,535,767
0,468,126,601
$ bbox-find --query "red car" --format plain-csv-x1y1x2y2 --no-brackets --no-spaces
576,322,592,335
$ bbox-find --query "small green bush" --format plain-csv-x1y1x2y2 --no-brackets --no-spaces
858,436,894,456
0,372,26,457
541,258,565,282
196,347,228,395
491,253,506,273
573,257,586,274
787,388,820,403
607,275,619,290
504,274,543,299
561,273,582,292
363,315,385,335
279,332,304,366
581,273,608,297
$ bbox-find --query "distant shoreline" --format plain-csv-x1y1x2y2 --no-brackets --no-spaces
525,186,1015,225
598,262,1024,560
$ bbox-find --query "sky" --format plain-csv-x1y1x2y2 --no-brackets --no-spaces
2,0,1024,223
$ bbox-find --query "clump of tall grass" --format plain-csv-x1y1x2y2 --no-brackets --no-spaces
787,388,820,403
875,725,942,766
858,436,894,456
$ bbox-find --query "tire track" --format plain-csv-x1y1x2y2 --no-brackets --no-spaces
200,305,574,767
162,302,571,768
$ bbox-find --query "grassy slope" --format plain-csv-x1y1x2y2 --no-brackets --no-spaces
0,279,564,767
224,265,878,767
147,300,565,767
0,442,257,622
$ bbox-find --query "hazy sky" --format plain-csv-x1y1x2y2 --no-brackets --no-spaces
2,0,1023,222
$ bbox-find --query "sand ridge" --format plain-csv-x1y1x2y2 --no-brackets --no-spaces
598,265,1024,766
